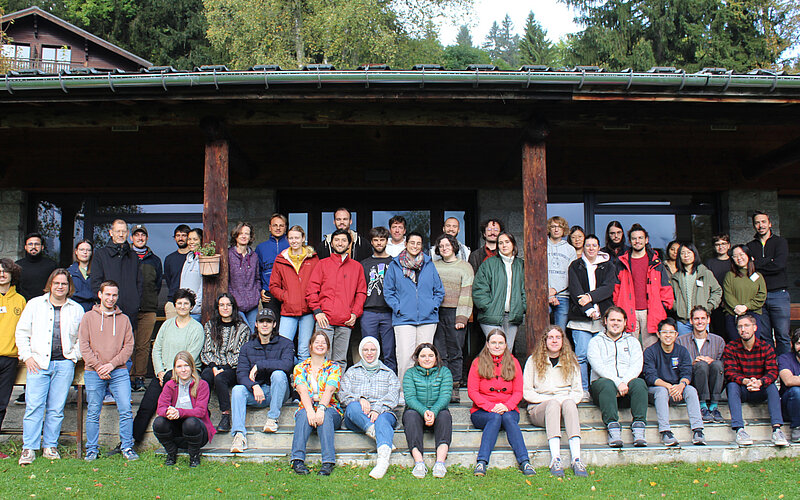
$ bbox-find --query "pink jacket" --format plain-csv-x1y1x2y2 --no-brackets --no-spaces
157,379,216,442
467,354,523,413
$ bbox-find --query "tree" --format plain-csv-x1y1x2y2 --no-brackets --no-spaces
519,11,554,66
483,14,520,69
455,24,472,47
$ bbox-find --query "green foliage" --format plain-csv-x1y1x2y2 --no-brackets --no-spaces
483,15,520,69
519,11,555,66
395,22,445,68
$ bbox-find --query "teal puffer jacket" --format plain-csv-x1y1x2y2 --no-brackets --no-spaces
402,365,452,417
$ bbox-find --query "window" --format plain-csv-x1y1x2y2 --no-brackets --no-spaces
2,44,31,59
41,46,71,63
373,210,431,247
321,211,357,241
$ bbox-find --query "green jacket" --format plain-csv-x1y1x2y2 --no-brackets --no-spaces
402,365,452,417
669,264,722,321
472,255,526,326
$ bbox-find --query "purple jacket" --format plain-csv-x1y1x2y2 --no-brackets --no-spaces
228,246,262,312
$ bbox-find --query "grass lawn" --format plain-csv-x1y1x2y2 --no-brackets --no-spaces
1,442,798,499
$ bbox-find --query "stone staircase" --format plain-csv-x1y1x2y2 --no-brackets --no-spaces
3,387,799,468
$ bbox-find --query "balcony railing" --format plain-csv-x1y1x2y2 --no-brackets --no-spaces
6,57,79,73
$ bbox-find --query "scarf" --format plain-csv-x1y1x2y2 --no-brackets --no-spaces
288,246,309,273
397,250,424,283
359,337,382,373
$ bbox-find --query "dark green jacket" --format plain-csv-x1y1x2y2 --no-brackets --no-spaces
402,365,452,417
472,255,526,326
137,248,163,313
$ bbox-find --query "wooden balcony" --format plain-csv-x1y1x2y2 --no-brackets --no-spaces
6,57,80,73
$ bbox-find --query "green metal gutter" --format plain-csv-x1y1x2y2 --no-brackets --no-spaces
2,69,800,95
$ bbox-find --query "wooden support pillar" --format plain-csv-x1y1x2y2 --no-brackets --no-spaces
202,118,229,324
522,124,549,355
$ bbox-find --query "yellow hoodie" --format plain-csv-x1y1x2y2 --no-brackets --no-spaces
0,286,26,357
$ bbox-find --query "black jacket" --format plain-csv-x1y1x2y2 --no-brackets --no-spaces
317,231,371,262
567,255,618,322
746,234,788,291
90,240,143,324
235,334,295,391
135,247,163,313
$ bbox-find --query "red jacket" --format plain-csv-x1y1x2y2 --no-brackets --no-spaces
467,354,523,413
305,254,367,327
157,378,216,442
613,250,674,333
269,248,319,317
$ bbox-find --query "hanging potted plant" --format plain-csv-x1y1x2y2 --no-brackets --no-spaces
197,241,221,276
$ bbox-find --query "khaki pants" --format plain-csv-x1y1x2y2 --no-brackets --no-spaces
132,311,157,378
527,398,581,439
164,301,177,320
394,324,437,392
635,309,658,349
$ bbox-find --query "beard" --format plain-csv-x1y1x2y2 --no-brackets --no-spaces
177,241,188,249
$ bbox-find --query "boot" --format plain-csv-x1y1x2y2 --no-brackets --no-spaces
451,382,460,404
163,441,178,466
369,445,392,479
188,448,202,467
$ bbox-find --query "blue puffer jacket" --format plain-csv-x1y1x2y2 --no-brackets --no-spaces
67,262,95,312
383,253,445,326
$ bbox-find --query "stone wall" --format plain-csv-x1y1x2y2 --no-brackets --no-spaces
0,190,26,260
227,188,277,244
476,189,524,255
722,189,779,246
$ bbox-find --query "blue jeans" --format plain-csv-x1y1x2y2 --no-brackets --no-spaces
343,401,397,448
190,313,201,322
676,321,693,335
762,290,791,355
781,386,800,428
470,409,529,465
572,329,598,392
230,371,290,435
22,359,75,450
360,310,396,372
85,367,134,453
239,308,259,334
726,382,783,429
279,314,315,362
291,407,342,464
549,299,569,331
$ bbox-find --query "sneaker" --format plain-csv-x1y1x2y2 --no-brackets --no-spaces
661,430,678,447
230,432,247,453
122,448,139,461
131,377,146,392
632,421,647,447
217,414,231,432
607,421,623,448
473,461,487,476
412,461,428,478
103,394,116,405
701,407,713,423
262,417,278,433
42,447,61,460
450,388,460,404
0,452,8,459
772,428,789,446
84,450,99,462
735,428,753,446
581,391,591,403
692,429,706,445
549,457,564,477
15,393,25,405
318,462,335,476
18,449,34,465
572,458,589,477
520,461,536,476
711,408,724,423
107,442,122,456
791,427,800,443
432,461,447,478
292,460,310,475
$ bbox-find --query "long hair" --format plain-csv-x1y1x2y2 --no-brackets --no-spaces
676,243,701,274
210,293,243,345
171,351,201,398
532,325,579,382
229,221,254,247
477,329,516,381
730,244,756,278
73,239,94,274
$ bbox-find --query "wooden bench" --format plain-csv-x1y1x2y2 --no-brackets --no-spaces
11,360,86,458
791,303,800,322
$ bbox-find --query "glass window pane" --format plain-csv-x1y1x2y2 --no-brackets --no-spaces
547,203,585,229
37,201,62,262
56,47,71,62
594,214,676,255
96,203,203,214
321,211,357,240
42,47,56,61
288,213,308,233
372,210,431,248
443,211,466,246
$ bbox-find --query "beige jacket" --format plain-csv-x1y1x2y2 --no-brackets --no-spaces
522,355,583,409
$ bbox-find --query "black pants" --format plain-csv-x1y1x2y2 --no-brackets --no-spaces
153,416,208,452
402,408,452,455
132,370,172,442
200,365,237,413
434,308,465,385
692,360,724,403
0,356,17,430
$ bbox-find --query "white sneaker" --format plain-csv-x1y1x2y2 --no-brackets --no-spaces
365,424,376,441
411,461,427,478
18,449,35,465
103,394,116,405
42,447,61,460
369,445,391,479
735,428,753,446
230,432,247,453
262,418,278,433
772,428,789,446
432,461,447,478
581,391,591,403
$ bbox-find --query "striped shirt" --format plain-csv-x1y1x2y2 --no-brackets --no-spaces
676,332,726,362
722,337,778,386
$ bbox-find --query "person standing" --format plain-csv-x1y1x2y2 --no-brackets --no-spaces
676,306,726,423
432,233,473,402
662,241,680,278
468,219,504,274
270,225,319,362
385,215,407,258
669,243,722,335
180,228,204,321
15,233,57,302
228,222,261,332
129,224,163,392
306,229,367,370
67,240,95,312
746,210,791,355
317,208,370,261
613,224,674,349
256,214,290,319
78,280,137,461
15,269,83,465
0,259,25,436
568,226,586,260
722,245,766,342
384,232,445,389
705,234,731,336
547,216,577,331
600,221,628,264
163,225,192,320
361,227,396,371
432,217,471,262
90,220,142,331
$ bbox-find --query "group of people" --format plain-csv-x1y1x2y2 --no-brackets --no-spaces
0,206,797,478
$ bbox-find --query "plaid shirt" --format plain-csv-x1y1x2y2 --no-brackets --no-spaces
339,362,400,415
722,337,778,386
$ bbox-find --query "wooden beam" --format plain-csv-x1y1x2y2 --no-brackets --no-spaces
202,121,229,324
741,136,800,180
522,123,550,355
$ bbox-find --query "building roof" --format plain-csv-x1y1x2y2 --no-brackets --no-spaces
1,6,152,68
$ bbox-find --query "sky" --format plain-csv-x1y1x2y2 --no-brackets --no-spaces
437,0,581,46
